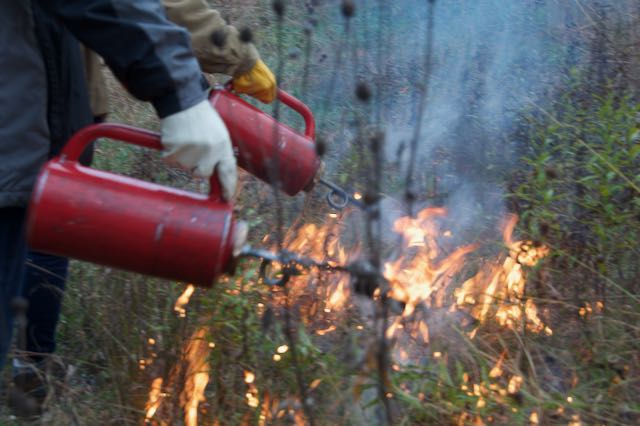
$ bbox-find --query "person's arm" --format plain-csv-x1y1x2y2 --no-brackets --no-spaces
40,0,237,199
163,0,258,77
163,0,276,103
39,0,205,118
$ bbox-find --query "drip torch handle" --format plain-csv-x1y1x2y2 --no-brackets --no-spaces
61,123,162,160
59,123,224,200
224,81,316,140
276,89,316,140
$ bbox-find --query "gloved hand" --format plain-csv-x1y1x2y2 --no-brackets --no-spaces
160,100,237,201
232,59,277,103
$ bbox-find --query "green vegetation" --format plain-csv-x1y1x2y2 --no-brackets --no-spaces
3,1,640,425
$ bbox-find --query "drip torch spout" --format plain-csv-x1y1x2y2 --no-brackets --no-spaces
317,178,365,210
236,245,351,287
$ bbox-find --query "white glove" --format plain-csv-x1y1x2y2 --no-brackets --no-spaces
160,100,237,201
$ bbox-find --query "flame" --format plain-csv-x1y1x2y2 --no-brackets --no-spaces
180,327,211,426
454,215,550,334
382,208,479,345
144,206,552,424
316,325,336,335
508,375,523,394
568,414,583,426
144,377,164,420
174,284,195,317
489,351,506,378
379,209,547,354
245,371,260,408
280,211,549,357
282,222,353,312
144,326,211,425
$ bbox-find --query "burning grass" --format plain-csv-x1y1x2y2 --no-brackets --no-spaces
141,206,564,425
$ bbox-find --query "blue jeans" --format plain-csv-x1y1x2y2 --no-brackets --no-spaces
0,207,28,372
23,251,68,359
1,208,69,373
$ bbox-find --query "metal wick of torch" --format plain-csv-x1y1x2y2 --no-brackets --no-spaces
317,178,364,210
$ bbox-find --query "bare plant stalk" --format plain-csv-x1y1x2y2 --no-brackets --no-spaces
405,0,437,216
283,285,316,426
271,2,286,249
372,135,394,426
270,2,315,424
240,279,250,359
301,13,313,98
318,6,351,126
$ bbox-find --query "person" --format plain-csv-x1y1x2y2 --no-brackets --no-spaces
83,0,277,121
1,0,272,394
17,0,277,374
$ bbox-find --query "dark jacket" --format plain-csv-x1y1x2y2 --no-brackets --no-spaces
0,0,206,207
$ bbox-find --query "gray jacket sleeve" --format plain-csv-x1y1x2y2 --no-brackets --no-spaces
39,0,206,118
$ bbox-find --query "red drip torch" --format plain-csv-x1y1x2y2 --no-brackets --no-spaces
210,86,363,210
210,86,318,196
26,124,246,288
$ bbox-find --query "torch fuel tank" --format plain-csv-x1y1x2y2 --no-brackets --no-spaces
209,87,321,196
27,124,240,288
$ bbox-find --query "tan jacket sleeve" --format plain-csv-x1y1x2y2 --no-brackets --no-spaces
81,46,110,117
163,0,259,77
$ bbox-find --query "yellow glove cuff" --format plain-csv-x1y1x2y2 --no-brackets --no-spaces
232,59,277,104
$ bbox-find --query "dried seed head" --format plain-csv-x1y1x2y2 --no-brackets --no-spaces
272,0,285,17
210,29,228,48
239,27,253,43
341,0,355,18
405,190,416,203
355,82,371,102
363,191,380,205
369,130,384,153
304,21,314,35
288,47,301,60
315,136,327,157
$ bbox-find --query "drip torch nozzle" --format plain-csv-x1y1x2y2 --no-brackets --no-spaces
317,178,365,210
237,244,351,287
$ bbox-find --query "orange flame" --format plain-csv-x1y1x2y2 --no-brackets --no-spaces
180,327,211,426
144,377,164,421
283,222,354,312
174,284,195,317
454,215,550,334
144,206,551,423
383,208,476,344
